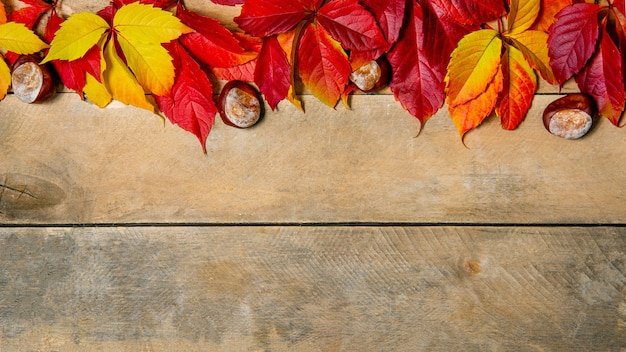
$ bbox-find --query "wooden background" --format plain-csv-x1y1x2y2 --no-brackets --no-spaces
1,1,625,351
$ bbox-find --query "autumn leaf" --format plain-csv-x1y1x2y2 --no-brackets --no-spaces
496,45,537,130
508,0,540,34
0,21,49,54
532,0,571,32
155,42,217,153
254,36,290,110
41,12,109,63
508,30,557,84
7,0,52,30
0,58,10,100
387,0,445,125
84,72,112,108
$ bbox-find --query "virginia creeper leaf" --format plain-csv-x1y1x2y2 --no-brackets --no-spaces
533,0,571,32
446,29,502,107
496,45,537,130
360,0,406,46
548,3,602,83
424,0,506,27
0,4,6,24
155,42,217,153
212,60,257,82
42,12,109,63
387,0,445,124
298,22,351,107
235,1,309,37
113,2,193,44
508,30,557,84
449,68,504,138
0,59,10,100
0,22,48,54
316,0,388,52
508,0,540,35
84,72,112,108
8,0,52,29
177,5,257,68
254,36,290,110
575,27,625,125
102,40,154,112
116,35,174,96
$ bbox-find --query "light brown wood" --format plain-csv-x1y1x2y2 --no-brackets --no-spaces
0,226,623,351
1,93,624,225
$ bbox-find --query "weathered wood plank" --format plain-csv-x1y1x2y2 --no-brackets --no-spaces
0,93,624,224
0,226,623,351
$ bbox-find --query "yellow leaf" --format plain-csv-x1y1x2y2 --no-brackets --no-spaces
114,2,193,44
84,73,112,108
508,30,557,84
508,0,540,35
42,12,109,63
116,35,174,96
446,29,502,107
102,41,154,112
0,59,10,100
0,22,48,54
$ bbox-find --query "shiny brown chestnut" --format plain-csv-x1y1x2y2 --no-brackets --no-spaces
543,93,596,139
11,55,56,104
218,80,263,128
349,56,391,93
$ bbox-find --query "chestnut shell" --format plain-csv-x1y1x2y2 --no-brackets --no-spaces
542,93,597,139
218,80,263,129
11,55,56,104
349,56,391,93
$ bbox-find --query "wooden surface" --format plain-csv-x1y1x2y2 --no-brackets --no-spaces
1,1,625,351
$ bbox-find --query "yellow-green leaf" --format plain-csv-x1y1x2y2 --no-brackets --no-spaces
0,22,48,54
446,29,502,107
102,40,154,112
84,73,112,108
42,12,109,63
116,35,174,96
0,59,10,100
508,0,540,35
114,2,193,44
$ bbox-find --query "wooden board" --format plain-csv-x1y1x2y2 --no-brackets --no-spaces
0,226,624,351
1,93,625,225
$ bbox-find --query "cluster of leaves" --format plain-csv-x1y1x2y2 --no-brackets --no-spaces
1,0,625,152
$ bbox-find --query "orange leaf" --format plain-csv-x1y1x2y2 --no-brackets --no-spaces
532,0,571,32
445,29,502,106
0,4,6,24
508,30,557,84
449,68,504,138
496,45,537,130
508,0,540,34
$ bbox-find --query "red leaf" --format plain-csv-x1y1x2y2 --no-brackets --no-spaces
548,3,602,84
316,0,388,52
177,5,257,68
575,27,625,126
298,22,351,107
424,0,506,27
212,60,257,82
387,0,445,124
112,0,176,8
254,36,290,110
235,0,309,37
8,0,52,29
156,42,218,153
360,0,407,46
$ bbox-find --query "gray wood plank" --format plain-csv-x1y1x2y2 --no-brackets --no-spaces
0,226,624,351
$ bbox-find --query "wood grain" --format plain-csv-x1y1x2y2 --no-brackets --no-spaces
0,226,623,351
0,93,624,225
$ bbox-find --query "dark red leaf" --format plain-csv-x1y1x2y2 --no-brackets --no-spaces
360,0,407,46
177,5,258,68
424,0,506,27
387,0,445,124
548,3,602,84
235,0,309,37
575,27,625,126
254,36,291,110
156,42,218,153
8,0,52,29
316,0,388,52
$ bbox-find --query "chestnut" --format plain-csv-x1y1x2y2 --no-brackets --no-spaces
218,80,263,128
543,93,596,139
11,55,56,104
349,56,391,93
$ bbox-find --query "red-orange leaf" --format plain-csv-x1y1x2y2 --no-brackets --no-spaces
254,36,290,110
575,27,625,125
496,45,537,130
449,68,504,138
387,0,445,125
177,5,257,68
155,42,217,153
533,0,571,32
548,3,602,83
298,22,351,107
8,0,51,29
235,1,310,37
